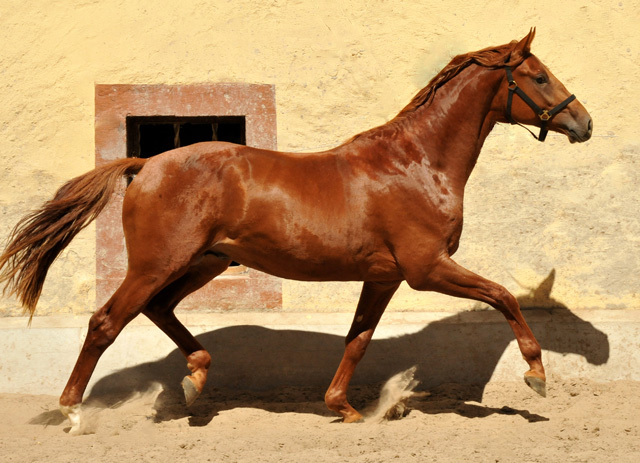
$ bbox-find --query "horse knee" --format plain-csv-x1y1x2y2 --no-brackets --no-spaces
486,285,542,360
486,284,518,311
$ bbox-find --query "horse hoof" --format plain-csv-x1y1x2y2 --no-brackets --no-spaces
60,404,82,435
524,375,547,398
181,376,201,406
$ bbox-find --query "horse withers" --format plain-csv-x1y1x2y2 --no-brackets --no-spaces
0,29,592,434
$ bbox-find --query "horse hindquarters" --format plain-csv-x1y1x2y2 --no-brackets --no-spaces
59,171,227,433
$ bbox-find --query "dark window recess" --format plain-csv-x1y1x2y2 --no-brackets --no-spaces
126,116,246,158
126,116,246,268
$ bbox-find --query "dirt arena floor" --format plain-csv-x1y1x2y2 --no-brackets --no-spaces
1,373,638,463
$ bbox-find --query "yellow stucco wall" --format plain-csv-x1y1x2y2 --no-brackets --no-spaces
0,0,638,316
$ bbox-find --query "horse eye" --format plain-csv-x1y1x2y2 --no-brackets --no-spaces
535,75,548,85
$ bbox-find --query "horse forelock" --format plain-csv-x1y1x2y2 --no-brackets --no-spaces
395,40,529,118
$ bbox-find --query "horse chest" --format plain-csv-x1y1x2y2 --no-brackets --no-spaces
445,213,464,255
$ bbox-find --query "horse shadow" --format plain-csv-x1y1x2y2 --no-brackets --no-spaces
32,270,610,426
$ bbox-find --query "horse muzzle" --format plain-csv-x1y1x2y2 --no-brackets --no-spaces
562,114,593,144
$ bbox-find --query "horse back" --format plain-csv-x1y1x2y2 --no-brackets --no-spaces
123,141,402,282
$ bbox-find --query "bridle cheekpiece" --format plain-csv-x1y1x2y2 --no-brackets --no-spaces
505,66,576,142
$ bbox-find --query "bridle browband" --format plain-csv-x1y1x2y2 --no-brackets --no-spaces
505,66,576,142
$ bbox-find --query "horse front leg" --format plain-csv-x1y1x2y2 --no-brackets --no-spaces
325,281,401,422
409,256,546,396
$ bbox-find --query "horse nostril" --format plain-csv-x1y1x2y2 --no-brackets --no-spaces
588,118,593,133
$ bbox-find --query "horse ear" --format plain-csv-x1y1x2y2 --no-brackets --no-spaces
512,28,536,59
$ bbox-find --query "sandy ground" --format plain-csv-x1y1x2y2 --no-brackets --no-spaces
1,376,638,463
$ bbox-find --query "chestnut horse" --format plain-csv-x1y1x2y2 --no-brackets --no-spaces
0,29,592,433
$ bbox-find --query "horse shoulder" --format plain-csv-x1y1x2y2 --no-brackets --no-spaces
367,176,464,288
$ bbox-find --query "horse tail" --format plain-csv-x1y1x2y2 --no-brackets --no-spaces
0,157,147,320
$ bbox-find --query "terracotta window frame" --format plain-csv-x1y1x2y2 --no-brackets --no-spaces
94,84,282,311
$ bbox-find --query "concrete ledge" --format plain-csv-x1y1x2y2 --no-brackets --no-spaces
0,309,637,397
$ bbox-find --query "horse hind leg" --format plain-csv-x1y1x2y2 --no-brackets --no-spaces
59,269,178,434
143,254,231,406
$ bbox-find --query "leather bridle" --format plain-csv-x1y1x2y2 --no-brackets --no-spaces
505,66,576,142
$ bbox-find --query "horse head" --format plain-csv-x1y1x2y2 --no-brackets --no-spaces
493,28,593,143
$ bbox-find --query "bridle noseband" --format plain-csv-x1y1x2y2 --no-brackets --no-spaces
505,66,576,142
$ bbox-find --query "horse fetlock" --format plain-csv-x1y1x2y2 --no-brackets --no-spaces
181,350,210,406
186,349,211,373
59,403,83,435
519,337,542,357
325,390,363,422
343,410,364,423
330,403,363,423
185,350,210,388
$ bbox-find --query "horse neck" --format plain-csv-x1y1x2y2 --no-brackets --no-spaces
394,65,502,188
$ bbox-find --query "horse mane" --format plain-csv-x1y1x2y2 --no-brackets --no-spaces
341,38,530,146
395,40,529,119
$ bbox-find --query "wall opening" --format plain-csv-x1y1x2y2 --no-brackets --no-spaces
126,116,246,158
